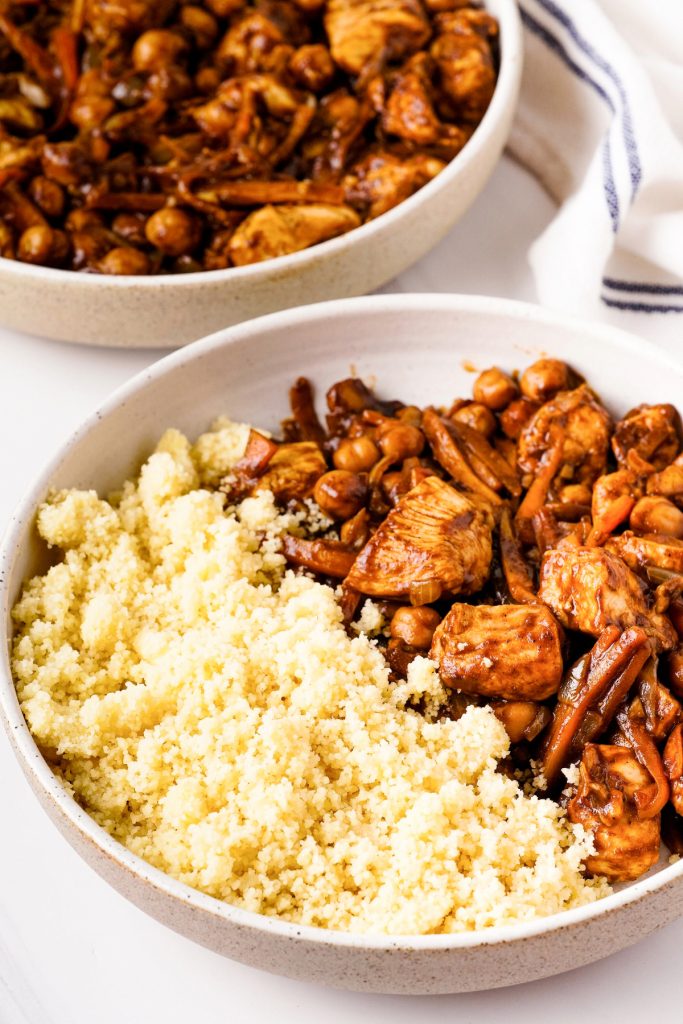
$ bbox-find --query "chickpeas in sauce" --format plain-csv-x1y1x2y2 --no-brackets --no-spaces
221,358,683,884
0,0,500,274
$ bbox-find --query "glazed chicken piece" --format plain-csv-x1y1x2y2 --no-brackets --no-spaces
222,436,326,502
430,602,564,701
228,202,360,265
518,384,612,495
539,546,676,651
648,454,683,501
343,149,445,219
612,403,680,472
567,743,661,882
345,475,493,600
83,0,177,42
216,13,292,74
324,0,431,78
606,532,683,576
430,8,498,122
381,52,466,151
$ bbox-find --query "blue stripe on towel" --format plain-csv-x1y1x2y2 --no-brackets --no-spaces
534,0,642,198
601,297,683,314
603,277,683,296
520,8,620,230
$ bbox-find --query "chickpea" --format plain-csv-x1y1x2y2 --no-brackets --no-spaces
499,398,539,440
451,402,496,437
98,246,150,276
333,435,380,473
180,6,219,47
66,209,104,232
378,423,424,463
145,207,201,257
195,66,221,94
473,367,518,410
630,496,683,538
558,483,593,506
70,228,112,270
206,0,245,16
520,359,573,403
17,225,69,267
390,606,441,649
28,176,65,219
112,212,148,246
289,44,335,92
132,30,188,72
313,470,368,520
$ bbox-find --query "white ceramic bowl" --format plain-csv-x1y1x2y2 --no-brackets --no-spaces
2,295,683,994
0,0,521,350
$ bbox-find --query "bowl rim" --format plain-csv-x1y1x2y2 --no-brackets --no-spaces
0,0,521,290
3,293,683,953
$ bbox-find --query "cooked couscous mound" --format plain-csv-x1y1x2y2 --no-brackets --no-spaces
11,421,610,934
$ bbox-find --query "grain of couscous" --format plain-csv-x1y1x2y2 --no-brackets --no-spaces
12,419,611,935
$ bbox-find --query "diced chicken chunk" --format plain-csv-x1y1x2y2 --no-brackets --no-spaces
612,403,680,471
430,8,498,121
254,441,327,502
568,744,661,882
648,454,683,500
606,532,683,575
430,602,564,701
324,0,431,77
343,149,445,218
228,203,360,265
345,475,492,599
538,546,676,651
518,384,612,492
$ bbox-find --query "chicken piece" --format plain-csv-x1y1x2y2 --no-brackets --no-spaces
538,546,677,651
663,724,683,816
540,626,650,785
518,384,612,493
567,744,661,882
217,13,287,73
382,53,443,145
221,438,326,503
606,532,683,576
282,534,356,577
648,454,683,500
324,0,431,78
343,149,445,219
430,8,498,122
254,441,327,502
83,0,176,42
638,659,681,742
612,403,680,472
430,602,564,701
228,203,360,265
422,407,502,504
490,701,551,744
345,475,493,599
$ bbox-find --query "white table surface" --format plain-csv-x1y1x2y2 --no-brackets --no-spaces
2,154,681,1023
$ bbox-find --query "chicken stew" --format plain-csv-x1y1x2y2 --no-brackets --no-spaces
0,0,498,274
221,361,683,883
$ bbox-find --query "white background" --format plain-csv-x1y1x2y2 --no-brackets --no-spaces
1,156,681,1023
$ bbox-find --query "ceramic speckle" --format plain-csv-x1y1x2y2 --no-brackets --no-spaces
2,294,682,993
0,0,521,349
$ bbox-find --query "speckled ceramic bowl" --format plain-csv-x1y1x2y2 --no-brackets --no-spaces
2,295,683,994
0,0,520,350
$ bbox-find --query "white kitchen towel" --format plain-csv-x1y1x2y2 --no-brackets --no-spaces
510,0,683,355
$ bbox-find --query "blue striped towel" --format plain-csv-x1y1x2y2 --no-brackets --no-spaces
510,0,683,354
